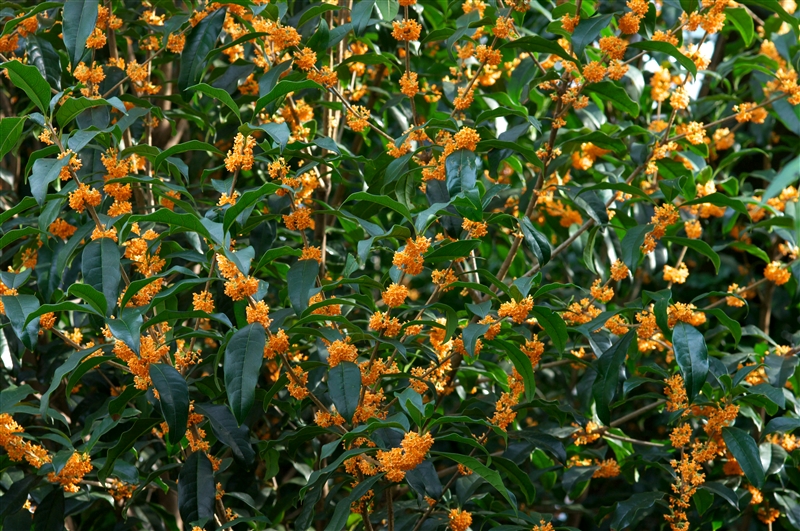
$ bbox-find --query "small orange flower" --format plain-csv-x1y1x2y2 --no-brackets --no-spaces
391,19,422,41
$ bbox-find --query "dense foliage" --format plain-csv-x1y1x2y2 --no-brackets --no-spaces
2,0,800,529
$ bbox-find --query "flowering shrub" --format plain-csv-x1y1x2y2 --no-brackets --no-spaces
2,0,800,530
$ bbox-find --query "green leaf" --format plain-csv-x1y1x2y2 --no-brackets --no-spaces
504,36,579,66
287,260,319,314
254,122,291,152
2,60,52,113
585,81,640,117
750,383,785,410
704,308,741,344
1,295,40,349
223,181,280,232
722,427,765,488
681,193,749,217
0,384,35,414
740,0,798,30
764,155,800,202
106,310,143,354
62,0,98,69
81,238,121,316
39,345,103,419
299,4,341,27
30,157,71,206
328,361,361,423
375,0,399,20
254,80,323,116
0,117,25,159
33,487,64,531
56,97,112,126
445,149,478,196
130,209,221,244
435,452,517,509
67,283,107,316
225,323,266,425
324,474,384,531
630,40,697,78
610,491,665,531
571,14,613,58
520,217,551,266
592,331,635,425
189,83,242,123
531,306,568,355
153,140,222,172
763,416,800,437
493,456,537,505
426,239,481,262
179,7,225,92
662,236,720,274
672,322,708,403
726,8,754,46
178,451,216,525
150,364,189,446
494,339,536,402
350,0,375,35
620,224,651,271
346,191,414,225
462,323,490,358
0,475,38,519
194,403,255,465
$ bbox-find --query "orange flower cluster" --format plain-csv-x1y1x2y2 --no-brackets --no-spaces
224,133,256,172
193,291,215,313
393,236,430,276
592,459,620,478
490,369,524,430
665,374,688,412
49,218,77,240
47,452,93,492
764,261,791,285
448,509,472,531
382,283,408,307
376,431,434,481
114,332,170,390
68,183,102,213
216,254,259,301
0,413,51,468
327,337,358,367
498,295,533,324
391,19,421,41
642,204,679,254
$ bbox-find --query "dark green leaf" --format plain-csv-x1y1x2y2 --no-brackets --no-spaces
426,239,480,262
328,361,361,423
81,238,121,316
153,140,223,172
195,403,255,465
620,224,651,270
610,491,665,531
763,416,800,437
323,474,383,531
62,0,98,68
179,7,225,91
435,452,517,508
571,14,613,58
530,306,568,355
726,7,754,46
351,0,375,35
0,117,25,159
346,191,414,225
592,331,635,425
106,310,143,354
33,487,64,531
630,40,697,77
189,83,241,123
1,295,40,349
2,60,52,113
520,217,551,266
225,323,266,425
39,345,103,419
287,260,319,313
178,451,216,525
67,284,107,316
150,364,189,446
30,157,71,206
503,36,579,66
0,384,34,414
672,322,708,403
662,236,720,274
722,427,765,488
585,81,640,117
445,149,478,196
462,323,490,358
